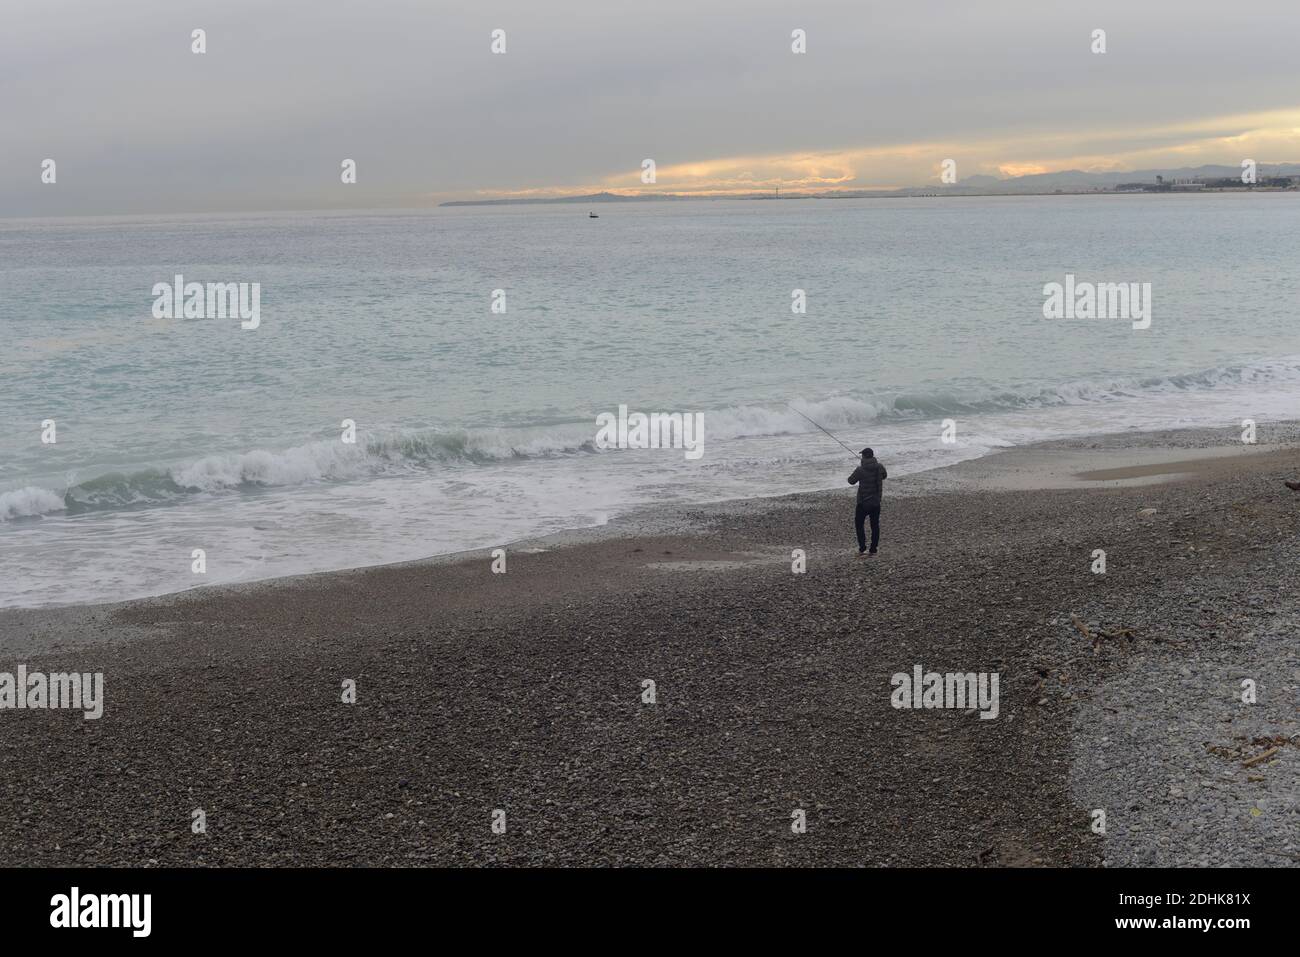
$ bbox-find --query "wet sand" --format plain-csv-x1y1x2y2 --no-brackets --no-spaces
1,430,1297,866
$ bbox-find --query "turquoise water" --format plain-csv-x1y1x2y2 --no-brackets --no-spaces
2,195,1298,606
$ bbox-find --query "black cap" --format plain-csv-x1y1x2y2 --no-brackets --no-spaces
861,447,873,457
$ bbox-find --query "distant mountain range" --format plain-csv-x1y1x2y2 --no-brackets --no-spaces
440,165,1300,206
943,163,1300,193
440,191,686,207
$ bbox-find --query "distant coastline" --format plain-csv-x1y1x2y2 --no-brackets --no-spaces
441,163,1300,206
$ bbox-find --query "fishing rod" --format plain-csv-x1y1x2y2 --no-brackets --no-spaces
786,403,861,458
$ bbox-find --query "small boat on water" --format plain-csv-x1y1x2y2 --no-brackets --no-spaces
589,212,599,218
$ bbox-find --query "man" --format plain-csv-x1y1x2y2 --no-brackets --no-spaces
848,447,887,557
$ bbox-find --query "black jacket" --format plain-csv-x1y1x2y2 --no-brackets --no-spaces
848,456,887,507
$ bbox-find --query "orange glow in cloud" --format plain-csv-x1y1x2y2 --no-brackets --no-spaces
997,163,1049,178
452,107,1300,201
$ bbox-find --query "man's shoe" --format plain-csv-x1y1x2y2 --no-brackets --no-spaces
855,551,868,559
868,549,878,556
1286,481,1300,491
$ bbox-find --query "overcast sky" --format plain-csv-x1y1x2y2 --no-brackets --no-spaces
3,0,1300,216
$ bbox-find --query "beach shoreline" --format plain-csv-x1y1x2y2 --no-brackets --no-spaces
9,421,1300,623
1,424,1297,866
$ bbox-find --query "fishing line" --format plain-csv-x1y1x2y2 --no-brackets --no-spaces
786,404,860,458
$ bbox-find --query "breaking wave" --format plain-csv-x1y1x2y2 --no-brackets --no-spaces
725,354,1300,437
0,486,68,521
4,354,1297,521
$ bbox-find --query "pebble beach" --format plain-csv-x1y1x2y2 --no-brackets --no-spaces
0,425,1296,866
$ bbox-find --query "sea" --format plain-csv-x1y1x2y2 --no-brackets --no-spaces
2,194,1298,607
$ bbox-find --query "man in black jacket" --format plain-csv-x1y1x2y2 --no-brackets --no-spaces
848,447,887,557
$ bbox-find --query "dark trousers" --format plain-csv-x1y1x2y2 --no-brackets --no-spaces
855,502,881,553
